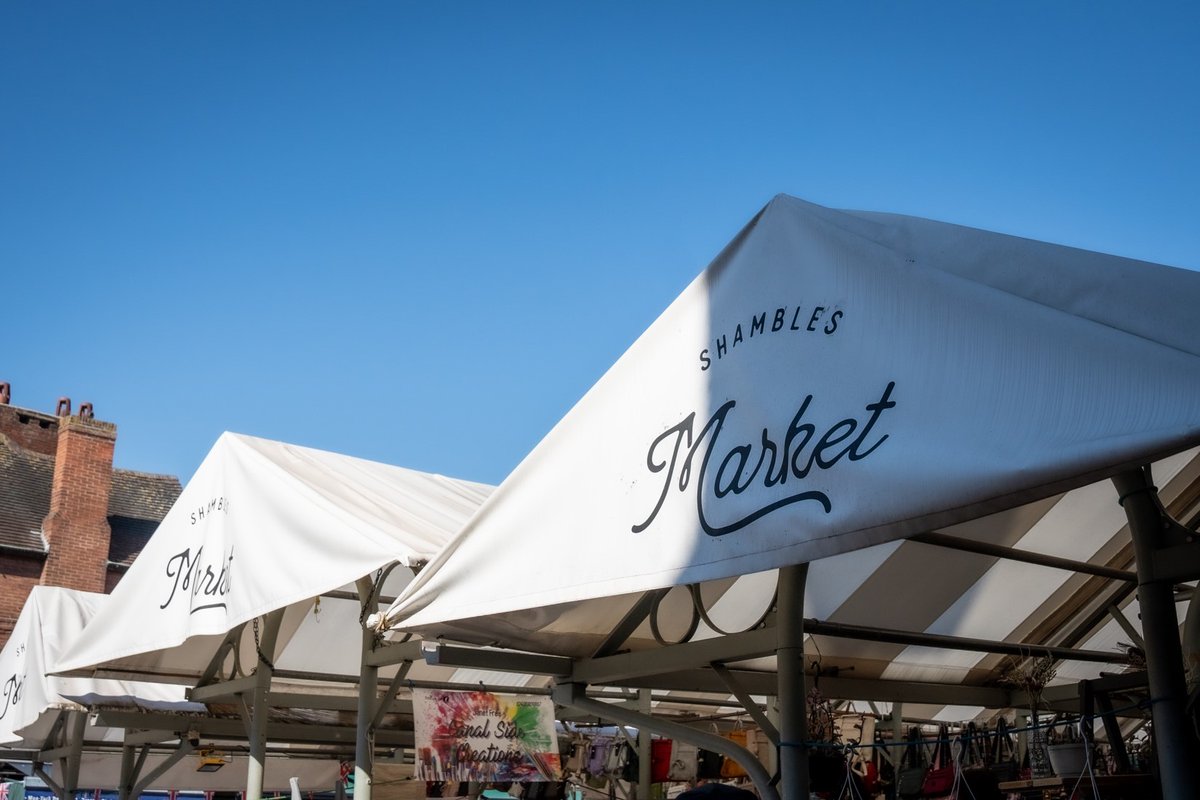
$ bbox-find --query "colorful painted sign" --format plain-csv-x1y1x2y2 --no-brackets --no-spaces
413,689,561,782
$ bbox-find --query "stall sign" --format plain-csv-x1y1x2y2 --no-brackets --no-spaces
413,689,561,782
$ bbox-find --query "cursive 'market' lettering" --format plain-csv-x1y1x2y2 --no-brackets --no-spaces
0,673,23,720
160,545,235,613
633,381,896,536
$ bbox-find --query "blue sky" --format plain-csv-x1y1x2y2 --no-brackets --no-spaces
2,2,1197,486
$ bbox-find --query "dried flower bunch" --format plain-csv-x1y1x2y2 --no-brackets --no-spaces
1000,654,1058,711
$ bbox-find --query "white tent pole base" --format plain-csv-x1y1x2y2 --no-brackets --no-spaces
246,610,285,800
355,575,380,800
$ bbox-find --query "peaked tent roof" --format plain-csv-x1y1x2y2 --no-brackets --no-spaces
55,432,492,678
0,586,194,748
0,590,339,793
380,195,1200,657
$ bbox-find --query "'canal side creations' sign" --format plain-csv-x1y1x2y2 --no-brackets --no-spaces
413,689,561,782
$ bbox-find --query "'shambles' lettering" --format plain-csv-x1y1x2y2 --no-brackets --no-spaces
633,382,896,536
190,496,230,525
700,304,843,371
161,545,234,613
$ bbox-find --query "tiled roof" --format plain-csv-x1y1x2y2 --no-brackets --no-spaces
0,435,53,552
0,433,181,563
110,468,181,520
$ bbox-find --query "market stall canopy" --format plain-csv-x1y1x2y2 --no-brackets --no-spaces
54,432,492,679
379,194,1200,659
0,588,338,793
0,586,196,748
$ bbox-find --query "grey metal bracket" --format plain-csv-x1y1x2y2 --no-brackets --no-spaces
1106,604,1147,651
592,589,669,658
553,682,779,800
370,662,413,731
711,663,780,745
196,623,248,686
32,764,63,800
132,738,195,797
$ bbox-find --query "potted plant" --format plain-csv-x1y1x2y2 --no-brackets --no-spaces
1046,717,1089,779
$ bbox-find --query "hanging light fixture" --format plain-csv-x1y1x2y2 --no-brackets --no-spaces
196,750,228,773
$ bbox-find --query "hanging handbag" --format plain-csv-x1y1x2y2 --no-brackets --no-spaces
620,742,641,783
955,724,1004,799
988,718,1019,783
696,748,724,780
852,758,879,795
605,738,626,775
587,736,612,777
719,728,749,779
668,741,699,782
563,736,586,773
919,725,955,797
650,739,673,783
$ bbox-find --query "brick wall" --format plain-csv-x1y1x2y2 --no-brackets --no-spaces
0,403,60,456
0,553,42,643
104,565,126,593
40,415,117,592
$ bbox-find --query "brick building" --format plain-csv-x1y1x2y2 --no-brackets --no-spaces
0,382,181,645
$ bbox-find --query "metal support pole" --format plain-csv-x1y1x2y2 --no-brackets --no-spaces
246,609,285,800
1092,687,1130,773
356,576,379,800
118,744,137,800
62,710,86,800
765,699,781,778
1016,713,1029,766
637,690,651,800
1183,580,1200,699
777,563,809,800
1113,468,1200,797
888,702,903,768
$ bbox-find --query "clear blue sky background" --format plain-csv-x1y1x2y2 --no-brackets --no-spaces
2,2,1197,486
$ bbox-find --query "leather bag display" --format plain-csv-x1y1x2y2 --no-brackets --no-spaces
586,737,612,777
919,725,955,798
650,739,673,783
696,748,724,780
668,741,699,782
989,718,1019,783
719,729,749,779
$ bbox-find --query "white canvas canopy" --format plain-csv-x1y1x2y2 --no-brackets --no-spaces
55,431,492,679
380,195,1200,652
42,433,528,800
0,586,194,749
0,587,336,793
367,196,1200,798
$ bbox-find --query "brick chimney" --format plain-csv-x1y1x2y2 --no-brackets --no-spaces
40,411,118,592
